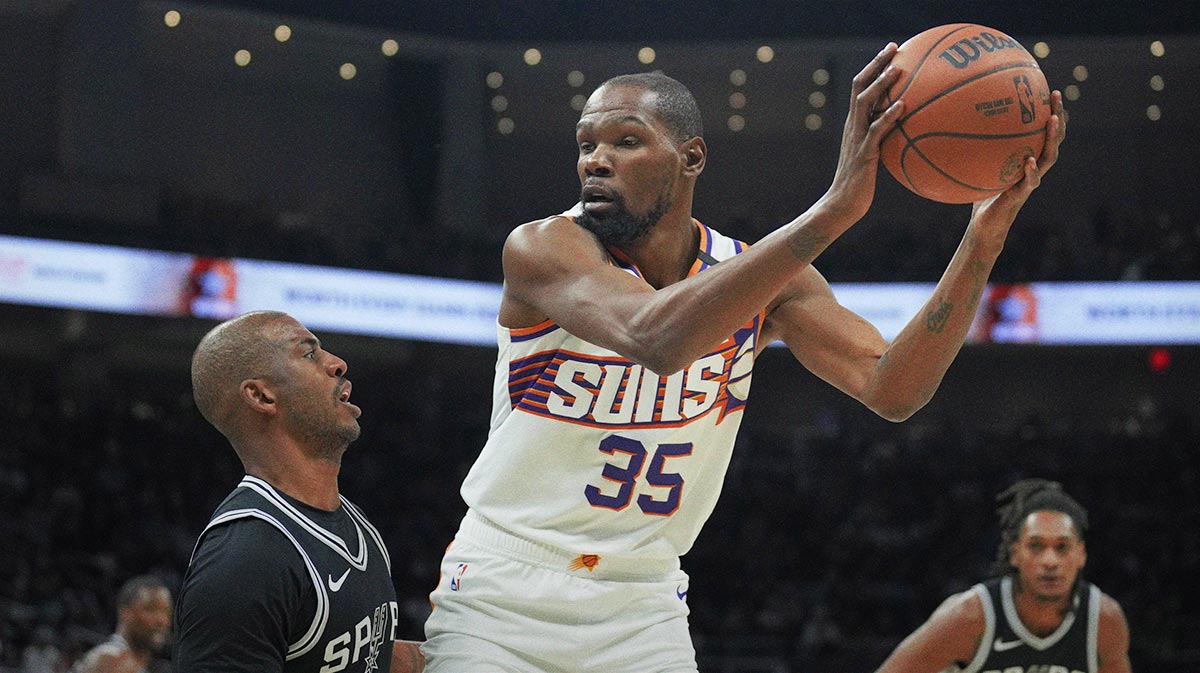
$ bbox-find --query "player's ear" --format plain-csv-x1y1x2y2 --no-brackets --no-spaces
681,137,706,176
241,378,278,415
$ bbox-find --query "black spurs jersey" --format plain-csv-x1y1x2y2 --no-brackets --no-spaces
175,476,397,673
956,576,1099,673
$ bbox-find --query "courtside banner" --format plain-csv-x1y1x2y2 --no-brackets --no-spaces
234,258,502,346
0,235,191,314
1023,282,1200,344
2,235,1198,345
837,281,1200,344
0,235,502,345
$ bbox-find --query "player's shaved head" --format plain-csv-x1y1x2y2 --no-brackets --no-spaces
596,72,703,143
191,311,289,440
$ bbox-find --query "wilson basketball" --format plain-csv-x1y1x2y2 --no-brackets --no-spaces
879,24,1051,204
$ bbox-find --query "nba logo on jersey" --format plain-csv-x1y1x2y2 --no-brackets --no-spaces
450,563,468,591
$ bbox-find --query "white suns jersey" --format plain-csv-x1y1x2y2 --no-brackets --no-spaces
459,216,762,562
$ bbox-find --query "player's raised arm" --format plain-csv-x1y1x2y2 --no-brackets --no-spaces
500,44,905,376
872,591,985,673
764,90,1067,421
501,214,799,375
867,89,1067,415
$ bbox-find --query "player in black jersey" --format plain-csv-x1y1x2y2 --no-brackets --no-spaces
174,311,424,673
871,479,1131,673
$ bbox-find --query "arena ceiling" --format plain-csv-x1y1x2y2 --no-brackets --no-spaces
201,0,1196,41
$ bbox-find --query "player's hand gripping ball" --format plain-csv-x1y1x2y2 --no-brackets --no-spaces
879,23,1051,203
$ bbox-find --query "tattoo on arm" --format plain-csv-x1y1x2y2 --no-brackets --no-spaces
925,301,952,333
966,259,988,314
787,228,832,262
967,286,985,315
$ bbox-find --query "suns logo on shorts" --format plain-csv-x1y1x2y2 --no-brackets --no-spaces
567,554,601,572
507,319,758,429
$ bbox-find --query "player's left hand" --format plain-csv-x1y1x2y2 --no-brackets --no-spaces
821,42,905,222
970,90,1068,245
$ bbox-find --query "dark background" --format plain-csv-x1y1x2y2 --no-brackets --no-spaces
1,1,1197,672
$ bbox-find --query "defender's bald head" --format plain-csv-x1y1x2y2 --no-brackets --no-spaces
191,311,290,439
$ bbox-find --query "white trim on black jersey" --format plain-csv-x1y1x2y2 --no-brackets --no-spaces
202,508,331,661
958,584,998,673
1000,576,1077,649
343,498,391,573
1086,584,1101,673
240,476,368,570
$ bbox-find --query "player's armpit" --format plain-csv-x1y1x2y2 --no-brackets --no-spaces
391,640,425,673
871,590,984,673
1096,595,1132,673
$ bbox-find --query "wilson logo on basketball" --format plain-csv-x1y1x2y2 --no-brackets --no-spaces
938,32,1021,69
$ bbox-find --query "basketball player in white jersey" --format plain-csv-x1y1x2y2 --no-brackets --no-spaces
423,45,1068,672
176,312,425,673
870,479,1131,673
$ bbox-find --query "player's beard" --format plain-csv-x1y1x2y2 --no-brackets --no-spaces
285,393,361,464
576,188,672,249
127,626,168,653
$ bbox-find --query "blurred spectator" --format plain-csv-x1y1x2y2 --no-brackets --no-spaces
73,576,171,673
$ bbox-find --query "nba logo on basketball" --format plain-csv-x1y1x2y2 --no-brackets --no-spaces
450,563,468,591
1014,75,1036,123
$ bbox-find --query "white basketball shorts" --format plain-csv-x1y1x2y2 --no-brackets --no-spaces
422,510,698,673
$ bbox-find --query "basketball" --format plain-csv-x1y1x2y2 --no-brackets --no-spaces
879,24,1051,204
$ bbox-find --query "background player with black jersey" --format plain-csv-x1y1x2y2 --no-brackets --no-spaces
870,479,1131,673
175,311,424,673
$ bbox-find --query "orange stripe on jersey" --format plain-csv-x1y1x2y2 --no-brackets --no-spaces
686,220,711,277
509,320,561,343
606,246,645,280
510,320,556,337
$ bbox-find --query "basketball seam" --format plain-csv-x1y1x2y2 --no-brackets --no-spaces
889,23,975,105
899,143,997,199
883,23,989,156
890,59,1042,198
904,128,1047,142
881,26,1043,201
899,128,1043,198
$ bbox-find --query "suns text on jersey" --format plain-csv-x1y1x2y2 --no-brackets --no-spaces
508,325,757,429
